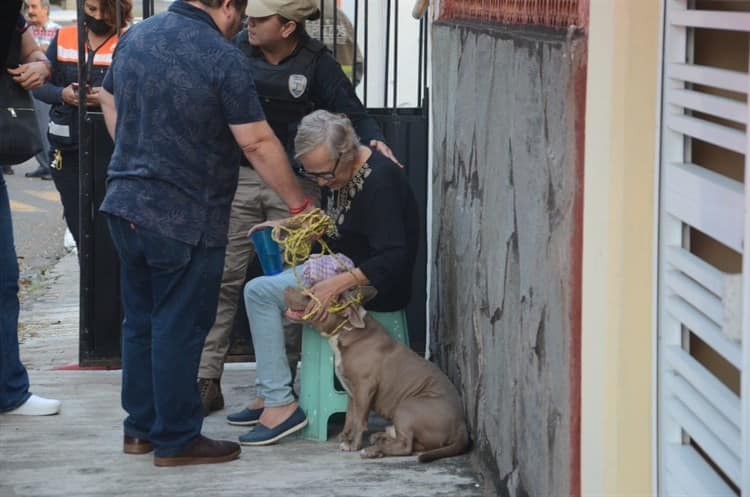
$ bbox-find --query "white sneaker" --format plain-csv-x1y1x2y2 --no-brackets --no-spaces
5,394,61,416
63,228,77,254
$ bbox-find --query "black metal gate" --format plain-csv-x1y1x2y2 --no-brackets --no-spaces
78,0,430,366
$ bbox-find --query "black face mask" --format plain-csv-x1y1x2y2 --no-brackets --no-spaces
84,14,113,36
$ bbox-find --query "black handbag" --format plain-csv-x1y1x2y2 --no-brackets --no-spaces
0,75,42,165
0,26,43,166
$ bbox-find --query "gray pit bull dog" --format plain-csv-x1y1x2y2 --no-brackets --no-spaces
284,286,470,462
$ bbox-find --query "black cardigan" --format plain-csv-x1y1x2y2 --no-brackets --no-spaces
322,149,419,312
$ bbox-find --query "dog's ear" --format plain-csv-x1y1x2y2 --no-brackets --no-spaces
358,286,378,303
345,306,365,328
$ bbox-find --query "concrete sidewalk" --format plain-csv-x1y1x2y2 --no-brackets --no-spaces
1,253,483,497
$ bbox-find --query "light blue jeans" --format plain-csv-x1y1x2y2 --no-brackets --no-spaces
244,266,304,407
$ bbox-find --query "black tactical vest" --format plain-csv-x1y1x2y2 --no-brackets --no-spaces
236,31,326,161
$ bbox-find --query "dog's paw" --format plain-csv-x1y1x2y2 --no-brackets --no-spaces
339,441,355,452
360,447,383,459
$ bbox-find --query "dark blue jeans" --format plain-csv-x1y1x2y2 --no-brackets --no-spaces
0,175,31,412
106,215,225,456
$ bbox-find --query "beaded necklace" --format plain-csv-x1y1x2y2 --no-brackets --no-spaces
325,162,372,238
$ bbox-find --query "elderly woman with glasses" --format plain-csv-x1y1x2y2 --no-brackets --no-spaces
227,110,419,446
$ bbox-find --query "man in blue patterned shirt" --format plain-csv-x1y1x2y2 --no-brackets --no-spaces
98,0,309,467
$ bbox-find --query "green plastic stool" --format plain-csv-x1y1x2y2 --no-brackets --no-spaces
299,309,409,441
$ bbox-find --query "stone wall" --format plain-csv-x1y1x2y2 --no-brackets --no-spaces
430,22,586,497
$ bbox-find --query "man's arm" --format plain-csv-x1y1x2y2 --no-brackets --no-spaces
8,29,50,90
32,36,63,104
100,53,118,139
229,121,307,211
99,86,117,139
20,29,46,63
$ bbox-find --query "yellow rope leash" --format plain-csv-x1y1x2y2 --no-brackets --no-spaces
272,208,363,321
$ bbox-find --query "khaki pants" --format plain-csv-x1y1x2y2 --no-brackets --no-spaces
198,166,318,379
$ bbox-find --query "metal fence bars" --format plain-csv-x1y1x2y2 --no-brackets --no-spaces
76,0,430,364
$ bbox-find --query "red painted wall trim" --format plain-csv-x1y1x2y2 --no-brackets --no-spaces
439,0,589,29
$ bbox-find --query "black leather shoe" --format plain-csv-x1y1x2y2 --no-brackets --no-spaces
124,434,153,454
153,435,240,467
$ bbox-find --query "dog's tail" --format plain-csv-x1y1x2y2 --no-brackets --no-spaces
417,428,470,463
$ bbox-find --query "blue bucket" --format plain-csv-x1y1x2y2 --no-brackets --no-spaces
250,228,284,275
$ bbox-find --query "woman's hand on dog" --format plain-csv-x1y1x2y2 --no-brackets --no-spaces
304,276,342,322
304,270,369,322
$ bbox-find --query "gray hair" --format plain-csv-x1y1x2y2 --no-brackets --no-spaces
295,110,360,165
39,0,50,8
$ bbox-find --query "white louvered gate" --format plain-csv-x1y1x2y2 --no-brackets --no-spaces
659,1,749,496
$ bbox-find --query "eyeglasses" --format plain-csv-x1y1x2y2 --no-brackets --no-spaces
300,152,342,181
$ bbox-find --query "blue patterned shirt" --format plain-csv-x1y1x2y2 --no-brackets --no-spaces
100,1,265,247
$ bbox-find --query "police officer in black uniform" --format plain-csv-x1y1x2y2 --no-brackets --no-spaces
198,0,399,415
237,1,382,161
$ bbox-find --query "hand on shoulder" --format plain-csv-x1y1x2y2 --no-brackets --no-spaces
370,139,404,168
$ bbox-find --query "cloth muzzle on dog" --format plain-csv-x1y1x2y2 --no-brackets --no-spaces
300,253,355,287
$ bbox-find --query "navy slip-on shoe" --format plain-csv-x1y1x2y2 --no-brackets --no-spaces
226,407,264,426
238,407,308,446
